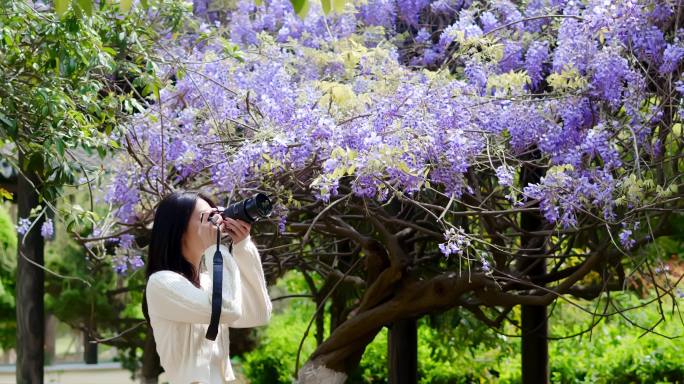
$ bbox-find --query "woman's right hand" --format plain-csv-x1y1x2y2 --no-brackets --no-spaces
220,218,251,244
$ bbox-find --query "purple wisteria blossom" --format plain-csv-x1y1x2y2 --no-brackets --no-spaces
659,43,684,75
113,254,145,275
618,228,636,250
113,255,128,275
438,227,471,258
16,217,31,235
495,165,515,187
525,41,549,89
104,0,680,278
130,255,145,270
40,219,54,241
119,234,136,249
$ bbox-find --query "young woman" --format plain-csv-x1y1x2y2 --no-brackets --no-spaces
142,191,272,384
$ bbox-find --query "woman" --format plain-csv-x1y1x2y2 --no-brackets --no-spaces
143,191,272,384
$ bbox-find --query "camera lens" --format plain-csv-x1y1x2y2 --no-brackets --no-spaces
252,193,272,218
221,193,273,224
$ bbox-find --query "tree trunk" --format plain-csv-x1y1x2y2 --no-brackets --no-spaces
84,329,98,364
44,313,57,366
298,272,482,383
520,149,548,384
388,318,417,384
16,158,45,384
521,303,547,383
141,327,162,384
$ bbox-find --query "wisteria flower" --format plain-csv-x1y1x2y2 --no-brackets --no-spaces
119,234,136,249
618,228,635,249
130,255,145,270
438,227,471,258
113,255,128,275
16,217,31,235
40,219,54,241
495,165,515,187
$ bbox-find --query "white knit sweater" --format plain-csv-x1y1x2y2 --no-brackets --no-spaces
145,236,272,383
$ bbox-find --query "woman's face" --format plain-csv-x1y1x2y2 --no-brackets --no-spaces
182,198,223,261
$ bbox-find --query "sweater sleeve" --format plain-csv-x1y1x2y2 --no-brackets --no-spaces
229,235,273,328
146,244,242,324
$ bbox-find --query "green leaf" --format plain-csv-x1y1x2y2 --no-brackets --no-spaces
140,0,149,9
254,0,263,5
321,0,331,14
0,112,17,138
152,82,160,101
290,0,309,18
120,0,133,13
25,152,44,174
55,0,69,16
130,98,144,112
76,0,93,16
0,187,12,201
55,139,65,157
332,0,346,13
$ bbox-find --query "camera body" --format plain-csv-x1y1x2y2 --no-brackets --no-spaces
217,193,273,224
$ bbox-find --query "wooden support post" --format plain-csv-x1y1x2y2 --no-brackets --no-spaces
16,155,45,384
388,318,417,384
520,149,548,384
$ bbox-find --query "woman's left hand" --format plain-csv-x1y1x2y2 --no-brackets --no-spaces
221,217,251,244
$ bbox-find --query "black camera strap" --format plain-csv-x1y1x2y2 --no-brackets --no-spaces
206,227,223,341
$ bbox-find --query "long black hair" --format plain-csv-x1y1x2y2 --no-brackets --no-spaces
142,191,217,326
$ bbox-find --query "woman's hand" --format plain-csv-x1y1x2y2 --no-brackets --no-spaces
220,217,251,244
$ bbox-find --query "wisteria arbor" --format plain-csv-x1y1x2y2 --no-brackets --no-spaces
100,0,684,382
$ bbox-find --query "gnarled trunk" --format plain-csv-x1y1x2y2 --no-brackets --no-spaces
16,155,44,384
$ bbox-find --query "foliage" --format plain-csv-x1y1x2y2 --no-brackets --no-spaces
241,271,320,383
0,0,190,376
0,205,17,350
244,270,684,383
0,0,190,233
502,291,684,383
39,191,149,374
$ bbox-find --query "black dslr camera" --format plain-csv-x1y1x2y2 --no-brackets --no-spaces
210,193,273,224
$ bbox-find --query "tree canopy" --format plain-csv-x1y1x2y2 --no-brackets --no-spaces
82,0,684,381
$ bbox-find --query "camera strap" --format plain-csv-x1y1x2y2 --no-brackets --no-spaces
205,226,223,341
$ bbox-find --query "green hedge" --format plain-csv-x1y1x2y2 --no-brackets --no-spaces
242,272,684,383
0,205,17,351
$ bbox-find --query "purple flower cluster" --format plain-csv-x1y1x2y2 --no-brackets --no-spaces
588,50,631,109
438,227,471,258
16,217,31,235
659,43,684,75
397,0,431,27
495,165,515,187
359,0,397,29
523,167,616,228
618,221,640,250
105,168,141,224
229,0,358,47
525,41,549,90
113,253,145,275
103,0,678,263
118,234,136,249
618,228,636,250
41,219,54,241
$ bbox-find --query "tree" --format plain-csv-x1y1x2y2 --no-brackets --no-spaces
0,1,188,381
101,0,684,382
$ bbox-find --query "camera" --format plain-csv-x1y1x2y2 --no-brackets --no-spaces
212,193,273,224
